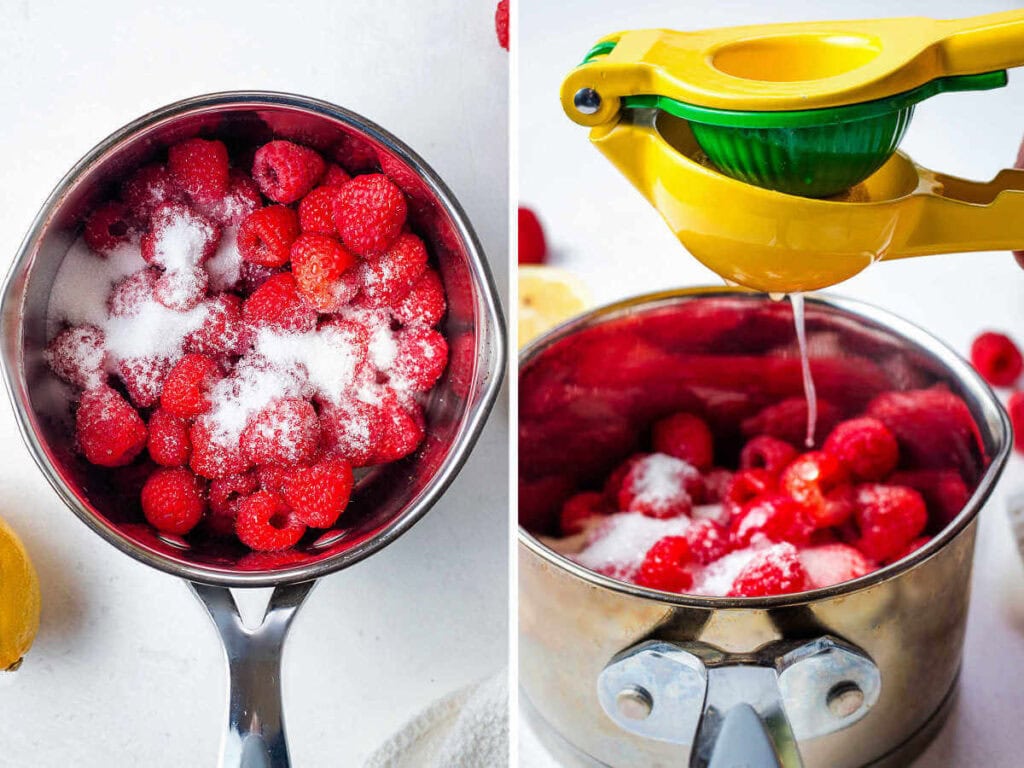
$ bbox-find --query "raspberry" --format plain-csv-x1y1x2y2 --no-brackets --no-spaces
252,140,326,204
168,138,230,204
888,469,969,528
161,354,222,419
635,536,693,592
117,356,173,408
779,452,854,527
333,134,379,174
257,463,290,494
321,164,351,187
207,471,260,536
75,385,148,467
319,398,387,467
185,294,246,356
517,206,546,264
235,491,306,551
140,467,207,535
372,395,425,463
298,186,343,235
290,233,359,311
239,261,283,294
685,519,730,565
83,202,132,255
358,232,428,307
970,331,1022,387
559,492,607,535
333,174,407,256
741,397,842,447
393,268,446,327
281,456,354,528
237,205,301,267
120,164,183,224
892,536,931,562
147,409,191,467
823,417,899,481
799,543,873,589
495,0,509,50
107,269,158,317
391,327,448,392
238,549,308,570
853,483,928,562
740,436,798,475
723,468,776,516
702,468,734,505
377,153,431,203
141,201,221,268
153,266,208,311
45,325,106,389
1009,391,1024,453
618,453,702,519
728,543,808,597
651,412,713,472
730,493,814,548
241,398,319,466
189,418,252,479
242,273,317,334
198,169,263,227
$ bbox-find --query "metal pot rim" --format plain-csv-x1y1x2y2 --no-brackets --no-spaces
518,287,1010,609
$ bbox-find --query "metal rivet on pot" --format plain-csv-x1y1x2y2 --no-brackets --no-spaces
616,686,653,720
827,681,865,718
574,88,602,115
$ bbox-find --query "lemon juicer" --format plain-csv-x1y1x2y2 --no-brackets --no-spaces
561,11,1024,293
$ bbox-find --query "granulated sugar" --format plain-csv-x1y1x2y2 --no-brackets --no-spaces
207,227,242,292
252,325,361,404
148,209,214,271
206,358,307,446
689,547,758,596
103,295,209,362
48,239,147,332
575,512,692,577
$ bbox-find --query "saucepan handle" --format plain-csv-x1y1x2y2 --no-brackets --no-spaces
189,580,317,768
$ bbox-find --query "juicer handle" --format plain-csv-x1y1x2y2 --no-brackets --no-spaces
189,580,317,768
937,10,1024,78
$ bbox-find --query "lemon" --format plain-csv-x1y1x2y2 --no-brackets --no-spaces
0,516,40,671
517,266,592,349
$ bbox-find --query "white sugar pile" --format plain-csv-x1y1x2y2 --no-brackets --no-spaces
48,239,148,332
689,547,758,596
626,454,699,509
207,226,242,292
104,298,209,361
149,211,212,271
575,512,693,577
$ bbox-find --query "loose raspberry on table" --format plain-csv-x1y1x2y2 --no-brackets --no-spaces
779,451,854,528
290,233,358,311
120,164,183,224
198,169,263,227
823,417,899,481
798,543,873,589
852,483,928,563
117,355,173,408
635,536,693,592
730,493,814,548
237,205,301,267
168,138,230,205
651,412,714,472
75,385,148,467
185,294,246,357
495,1,510,50
517,206,546,264
107,269,158,318
728,542,808,597
393,268,446,327
970,331,1022,387
242,272,318,334
358,232,429,307
235,491,306,551
84,202,132,255
282,456,354,528
559,491,607,535
45,325,106,389
141,201,221,268
333,174,407,256
140,467,207,535
147,409,191,467
391,327,448,392
685,519,730,564
241,397,320,467
739,435,798,475
161,354,222,420
252,140,326,204
617,453,702,519
298,186,344,236
189,417,252,479
1009,392,1024,454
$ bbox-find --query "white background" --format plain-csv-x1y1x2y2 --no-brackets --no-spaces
0,1,508,766
520,0,1024,765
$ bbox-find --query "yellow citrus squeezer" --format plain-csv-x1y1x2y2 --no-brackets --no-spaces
561,10,1024,293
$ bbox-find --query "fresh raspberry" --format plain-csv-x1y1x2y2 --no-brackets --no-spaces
635,536,693,592
740,436,798,475
853,483,928,562
140,467,207,535
252,140,326,204
728,542,808,597
239,261,283,294
290,233,359,311
321,164,351,187
197,169,263,227
242,272,317,334
189,418,252,479
298,186,344,235
83,202,132,255
75,385,148,467
685,519,730,564
358,232,428,307
45,325,106,389
153,266,208,311
1010,392,1024,453
377,152,431,203
393,268,446,327
618,453,702,519
185,294,246,356
517,206,546,264
888,469,969,528
141,201,221,268
333,174,407,256
107,269,158,317
730,493,814,548
237,205,301,267
235,491,306,551
723,468,776,516
333,134,379,174
823,417,899,481
117,356,173,408
241,398,319,466
559,491,607,535
147,409,191,467
702,468,734,505
799,543,873,589
970,331,1022,387
161,354,222,419
391,327,448,391
741,397,842,447
120,164,183,224
779,452,854,528
371,395,426,463
168,138,230,204
258,463,291,494
281,456,354,528
495,0,509,50
891,536,931,563
319,397,388,467
651,412,713,472
207,470,260,537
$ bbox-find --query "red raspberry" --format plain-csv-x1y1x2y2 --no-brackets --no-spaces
377,153,431,203
83,202,132,255
207,470,260,537
141,467,207,535
799,543,873,589
740,436,798,475
321,164,352,187
319,397,387,467
237,205,301,267
242,273,317,334
141,201,221,268
741,397,842,447
889,469,969,528
252,140,326,204
685,519,730,564
651,412,713,472
238,549,309,570
823,417,899,481
117,356,173,408
153,266,208,311
258,463,291,494
723,468,776,516
517,206,546,264
495,0,509,50
298,186,343,236
107,269,158,317
730,493,814,548
235,491,306,551
238,261,282,293
853,483,928,562
147,409,191,467
559,491,607,535
618,454,702,519
970,331,1022,387
779,452,854,528
635,536,693,592
168,138,230,204
185,294,246,356
393,268,446,327
391,327,448,392
728,542,808,597
702,468,734,505
290,233,359,311
45,325,106,389
75,385,148,467
372,395,426,463
197,169,263,227
358,232,428,307
891,536,931,563
1008,391,1024,453
161,354,222,419
241,398,319,466
281,456,354,528
120,164,184,224
333,174,407,256
333,134,379,174
189,418,252,479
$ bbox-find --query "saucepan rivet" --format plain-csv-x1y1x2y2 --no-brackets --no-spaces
827,681,865,718
574,87,602,115
616,685,654,720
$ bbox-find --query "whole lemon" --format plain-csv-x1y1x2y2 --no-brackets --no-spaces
0,516,40,670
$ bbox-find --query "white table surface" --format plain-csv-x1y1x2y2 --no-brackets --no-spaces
520,0,1024,765
0,2,508,766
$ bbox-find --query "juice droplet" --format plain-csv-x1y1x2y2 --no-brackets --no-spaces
790,292,817,448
